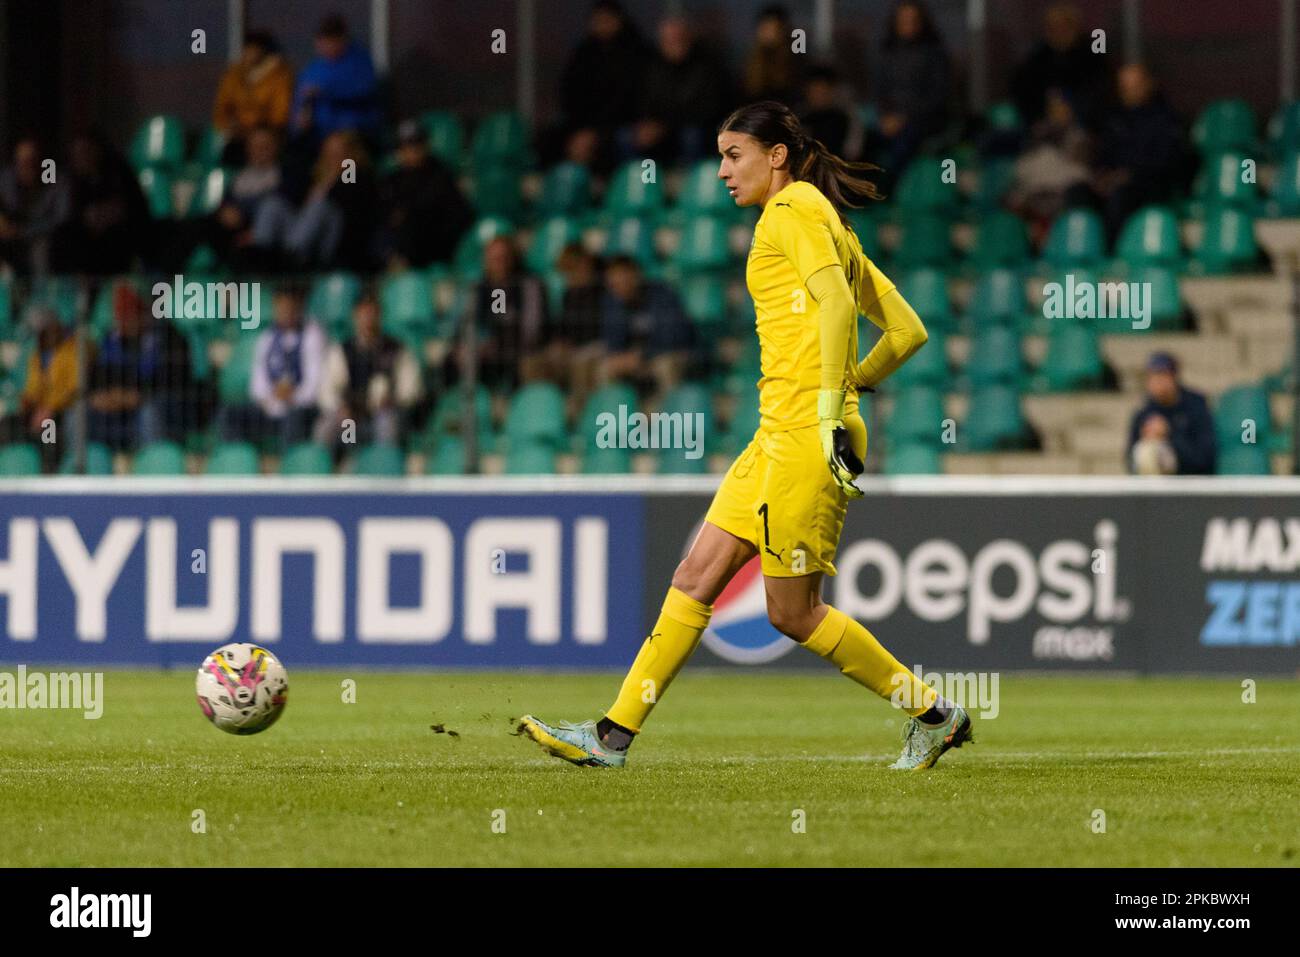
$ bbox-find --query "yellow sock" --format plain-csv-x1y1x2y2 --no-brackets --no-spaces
605,587,712,733
802,606,937,716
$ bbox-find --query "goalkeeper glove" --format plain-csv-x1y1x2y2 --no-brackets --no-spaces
818,389,864,499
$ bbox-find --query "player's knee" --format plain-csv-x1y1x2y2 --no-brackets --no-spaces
766,602,814,642
670,558,707,601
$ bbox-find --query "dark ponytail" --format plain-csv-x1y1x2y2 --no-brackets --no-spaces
719,100,883,224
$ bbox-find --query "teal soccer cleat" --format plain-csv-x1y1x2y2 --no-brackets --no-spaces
889,705,974,771
516,714,627,768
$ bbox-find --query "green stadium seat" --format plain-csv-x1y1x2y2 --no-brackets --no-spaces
723,391,762,452
885,443,942,475
674,215,732,273
205,441,260,475
1268,101,1300,157
472,163,525,222
1192,207,1260,274
885,386,945,448
602,160,666,218
192,126,227,167
185,167,230,218
972,157,1015,211
1217,443,1271,475
0,444,42,476
58,442,114,476
425,435,468,474
969,211,1030,269
505,440,557,474
896,268,954,334
452,216,516,279
576,382,638,453
354,443,406,476
1192,99,1257,156
677,159,739,219
892,215,952,269
602,215,659,268
657,444,710,474
421,110,465,167
985,100,1024,134
505,382,568,449
894,156,961,217
1215,384,1272,447
307,272,362,337
279,442,333,475
678,274,729,334
1042,208,1106,268
1035,324,1104,392
130,114,185,170
526,215,584,274
380,271,435,330
1193,151,1258,211
537,162,593,217
137,167,174,218
470,111,531,169
133,441,186,475
429,384,494,442
888,327,948,391
965,324,1024,388
582,444,633,474
1268,150,1300,217
963,384,1029,451
218,334,258,404
1129,265,1185,331
1114,205,1183,269
968,268,1027,326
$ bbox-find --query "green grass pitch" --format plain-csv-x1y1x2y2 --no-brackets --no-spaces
1,671,1297,867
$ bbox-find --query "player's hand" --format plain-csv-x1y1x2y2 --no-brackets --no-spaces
818,389,864,499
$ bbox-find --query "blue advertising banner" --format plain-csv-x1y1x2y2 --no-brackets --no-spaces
0,486,644,668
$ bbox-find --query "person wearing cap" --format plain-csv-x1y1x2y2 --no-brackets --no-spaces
1126,351,1216,475
377,120,473,269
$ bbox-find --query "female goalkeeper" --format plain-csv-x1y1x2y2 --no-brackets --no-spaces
520,101,973,771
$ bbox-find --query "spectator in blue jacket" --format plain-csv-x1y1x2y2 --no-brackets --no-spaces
1127,351,1217,475
600,255,696,398
290,14,380,147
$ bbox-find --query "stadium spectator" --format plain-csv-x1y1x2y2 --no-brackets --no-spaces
742,5,802,106
447,236,550,393
555,1,649,174
622,17,733,166
248,129,376,271
86,284,193,452
600,254,695,397
1088,63,1189,240
799,65,863,160
212,29,294,165
1006,88,1093,235
378,119,474,269
870,1,953,181
551,243,606,412
220,287,327,449
1009,3,1110,132
0,307,78,472
207,125,287,267
289,15,381,148
316,295,422,451
1127,351,1217,475
52,132,151,275
0,137,70,276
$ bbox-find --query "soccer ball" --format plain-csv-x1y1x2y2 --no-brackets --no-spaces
195,643,289,735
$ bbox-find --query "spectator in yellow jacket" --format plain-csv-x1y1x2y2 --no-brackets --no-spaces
0,307,82,472
213,30,294,164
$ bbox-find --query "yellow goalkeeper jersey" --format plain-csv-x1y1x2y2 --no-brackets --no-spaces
745,179,895,432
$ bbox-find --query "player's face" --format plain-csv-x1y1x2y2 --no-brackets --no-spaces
717,131,782,207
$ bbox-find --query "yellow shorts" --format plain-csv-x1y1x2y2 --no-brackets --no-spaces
704,413,867,578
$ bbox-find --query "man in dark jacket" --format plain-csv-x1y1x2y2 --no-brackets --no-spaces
1010,2,1110,131
1127,351,1216,475
379,120,473,269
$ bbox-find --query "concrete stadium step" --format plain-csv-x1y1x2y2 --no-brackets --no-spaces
1181,274,1291,316
942,451,1086,474
1255,219,1300,270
